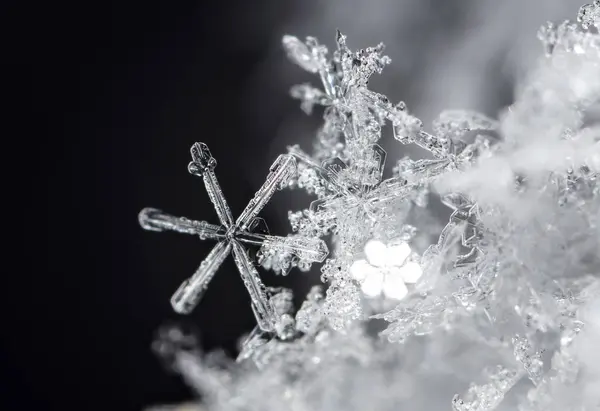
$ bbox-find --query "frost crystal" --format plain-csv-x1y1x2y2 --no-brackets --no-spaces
140,143,328,331
578,1,600,30
141,4,600,411
452,366,523,411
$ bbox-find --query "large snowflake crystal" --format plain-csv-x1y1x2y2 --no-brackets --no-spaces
308,146,418,248
142,3,600,411
140,143,328,331
287,144,421,249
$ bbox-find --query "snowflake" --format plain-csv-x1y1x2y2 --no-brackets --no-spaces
141,4,600,410
309,146,419,250
283,31,422,149
139,142,328,331
350,239,422,301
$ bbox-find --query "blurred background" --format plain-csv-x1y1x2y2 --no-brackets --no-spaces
9,0,581,409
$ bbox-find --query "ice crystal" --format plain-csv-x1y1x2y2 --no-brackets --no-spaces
141,3,600,411
512,335,544,385
140,143,328,331
578,1,600,30
452,366,523,411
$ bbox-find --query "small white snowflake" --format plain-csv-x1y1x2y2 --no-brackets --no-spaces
350,239,423,300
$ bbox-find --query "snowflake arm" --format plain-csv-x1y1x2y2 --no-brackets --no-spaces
139,208,224,239
235,154,297,232
140,143,328,331
171,241,232,315
139,208,327,265
230,240,277,331
188,143,234,228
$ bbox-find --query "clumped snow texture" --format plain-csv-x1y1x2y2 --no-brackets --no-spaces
142,3,600,411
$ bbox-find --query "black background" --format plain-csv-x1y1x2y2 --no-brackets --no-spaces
9,2,317,410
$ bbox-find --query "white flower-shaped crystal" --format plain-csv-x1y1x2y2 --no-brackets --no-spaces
350,239,423,300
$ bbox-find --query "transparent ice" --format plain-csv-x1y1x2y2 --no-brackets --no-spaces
140,143,328,331
141,3,600,410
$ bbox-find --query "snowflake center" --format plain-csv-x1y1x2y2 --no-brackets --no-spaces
226,227,237,240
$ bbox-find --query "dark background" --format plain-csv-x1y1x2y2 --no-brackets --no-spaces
7,0,580,410
11,2,312,410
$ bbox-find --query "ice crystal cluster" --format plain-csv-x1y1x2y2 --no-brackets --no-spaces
141,3,600,411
